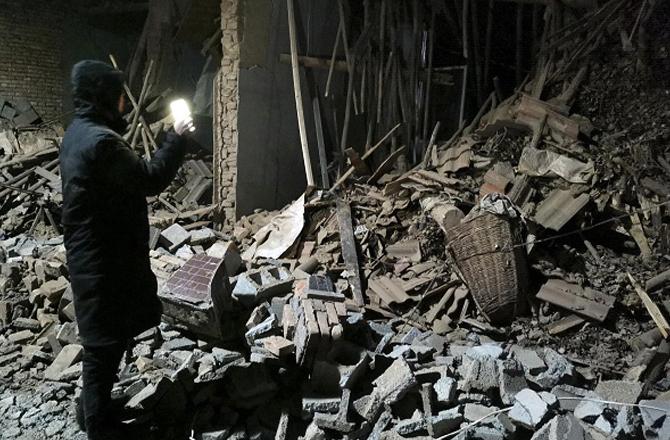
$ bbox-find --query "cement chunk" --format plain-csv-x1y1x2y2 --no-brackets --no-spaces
362,358,417,421
8,330,33,344
459,346,500,392
551,384,589,411
530,348,574,389
464,403,500,423
161,223,190,250
509,388,551,430
574,392,606,423
498,358,527,406
594,380,642,404
530,414,585,440
435,376,457,405
510,345,547,375
639,399,670,429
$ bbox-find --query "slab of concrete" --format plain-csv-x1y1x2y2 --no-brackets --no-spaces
206,241,243,275
160,223,190,251
464,403,501,423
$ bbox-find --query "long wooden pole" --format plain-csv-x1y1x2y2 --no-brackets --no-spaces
287,0,315,188
312,96,329,188
109,55,157,151
324,21,343,98
129,60,154,147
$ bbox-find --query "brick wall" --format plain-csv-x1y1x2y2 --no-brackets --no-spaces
213,0,240,229
0,1,65,121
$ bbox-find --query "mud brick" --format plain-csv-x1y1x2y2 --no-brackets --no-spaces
282,304,297,339
294,299,321,366
8,330,33,344
315,311,331,340
260,336,294,357
40,277,69,303
44,344,83,381
306,275,345,302
0,300,12,326
325,303,339,326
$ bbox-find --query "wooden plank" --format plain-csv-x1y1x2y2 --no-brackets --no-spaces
312,97,330,188
629,213,652,259
416,169,462,187
426,286,457,323
336,199,364,306
367,146,407,185
627,272,670,339
647,269,670,292
547,314,585,335
536,279,612,322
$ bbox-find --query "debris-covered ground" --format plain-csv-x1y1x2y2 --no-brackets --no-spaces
2,1,670,440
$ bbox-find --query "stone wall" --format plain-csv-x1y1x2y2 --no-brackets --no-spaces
214,0,240,229
0,1,65,121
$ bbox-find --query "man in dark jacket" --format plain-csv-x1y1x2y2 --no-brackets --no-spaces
60,60,191,439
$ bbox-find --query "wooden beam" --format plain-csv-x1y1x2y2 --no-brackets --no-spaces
336,199,365,306
628,272,670,339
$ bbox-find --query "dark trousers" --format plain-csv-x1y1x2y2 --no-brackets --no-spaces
81,341,127,439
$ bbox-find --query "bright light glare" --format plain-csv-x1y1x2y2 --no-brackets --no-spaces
170,99,191,122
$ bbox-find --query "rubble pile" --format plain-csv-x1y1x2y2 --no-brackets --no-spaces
1,1,670,440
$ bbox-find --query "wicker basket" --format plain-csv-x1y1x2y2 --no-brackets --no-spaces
445,211,528,324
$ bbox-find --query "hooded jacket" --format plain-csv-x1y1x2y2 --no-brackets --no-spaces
60,60,186,346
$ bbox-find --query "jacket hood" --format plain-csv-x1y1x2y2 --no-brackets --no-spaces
71,60,127,132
